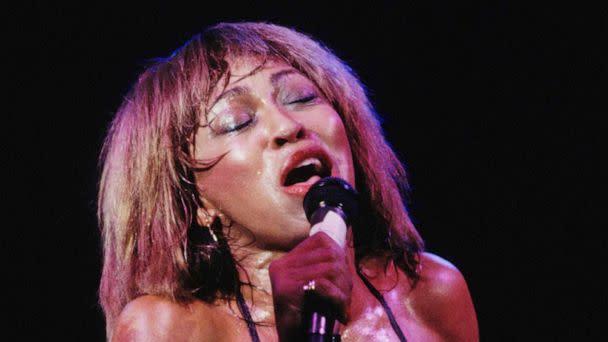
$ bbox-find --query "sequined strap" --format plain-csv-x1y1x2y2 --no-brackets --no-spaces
356,269,408,342
236,271,407,342
236,289,261,342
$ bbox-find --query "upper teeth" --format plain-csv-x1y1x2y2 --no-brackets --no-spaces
296,158,322,169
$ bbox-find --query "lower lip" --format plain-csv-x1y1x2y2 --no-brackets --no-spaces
282,175,322,196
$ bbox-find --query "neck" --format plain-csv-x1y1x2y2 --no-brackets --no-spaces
235,246,285,296
226,229,286,324
225,225,384,326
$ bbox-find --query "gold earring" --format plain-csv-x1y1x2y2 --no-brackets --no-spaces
197,207,218,242
208,227,219,243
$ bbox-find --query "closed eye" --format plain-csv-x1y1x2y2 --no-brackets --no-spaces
288,94,318,105
208,110,255,135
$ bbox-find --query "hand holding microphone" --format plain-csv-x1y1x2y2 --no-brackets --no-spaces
302,177,358,342
269,177,358,342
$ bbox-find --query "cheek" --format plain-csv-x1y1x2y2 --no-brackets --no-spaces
195,140,263,210
318,112,356,184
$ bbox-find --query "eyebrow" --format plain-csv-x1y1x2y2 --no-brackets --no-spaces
209,69,301,111
208,86,248,111
270,69,299,87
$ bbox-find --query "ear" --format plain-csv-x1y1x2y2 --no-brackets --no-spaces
196,206,214,228
196,197,219,227
196,198,231,228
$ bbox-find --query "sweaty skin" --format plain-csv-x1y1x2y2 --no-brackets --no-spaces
192,58,356,252
111,59,479,341
112,250,478,341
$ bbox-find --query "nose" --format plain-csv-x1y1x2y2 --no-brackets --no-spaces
269,106,306,148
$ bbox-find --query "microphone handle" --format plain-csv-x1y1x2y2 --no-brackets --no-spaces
304,205,348,341
307,334,340,342
303,289,340,342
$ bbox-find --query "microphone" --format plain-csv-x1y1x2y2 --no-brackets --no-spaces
302,177,358,342
304,177,358,248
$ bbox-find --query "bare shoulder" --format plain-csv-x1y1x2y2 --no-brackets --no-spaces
418,252,467,291
111,295,218,342
409,252,479,341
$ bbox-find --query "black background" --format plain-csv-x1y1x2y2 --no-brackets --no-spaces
10,1,604,341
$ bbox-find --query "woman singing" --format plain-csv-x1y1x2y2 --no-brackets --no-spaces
98,22,478,341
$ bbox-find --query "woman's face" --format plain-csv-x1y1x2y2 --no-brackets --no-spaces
193,58,355,250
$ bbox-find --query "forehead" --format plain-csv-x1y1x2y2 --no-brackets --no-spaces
228,56,288,79
219,57,311,92
204,57,314,113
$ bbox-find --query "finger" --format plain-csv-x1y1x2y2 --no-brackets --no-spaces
292,261,351,288
278,233,346,267
310,278,352,322
270,253,350,296
299,231,344,252
269,258,352,312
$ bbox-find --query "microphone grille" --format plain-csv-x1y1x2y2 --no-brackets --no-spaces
303,177,359,226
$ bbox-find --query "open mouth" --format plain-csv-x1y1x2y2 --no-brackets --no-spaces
283,157,331,186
